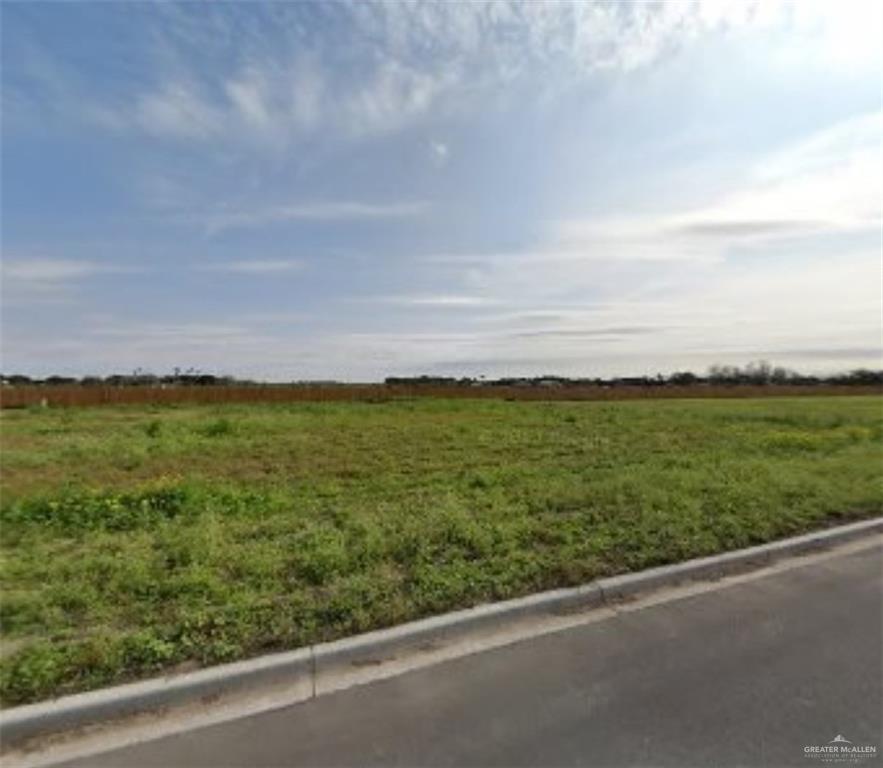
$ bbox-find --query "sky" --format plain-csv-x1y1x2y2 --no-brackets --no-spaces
2,1,881,381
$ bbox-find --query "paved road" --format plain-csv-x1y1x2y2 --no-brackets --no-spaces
67,543,882,767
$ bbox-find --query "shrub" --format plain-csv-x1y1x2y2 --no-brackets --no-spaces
0,482,190,533
144,419,162,438
201,418,234,438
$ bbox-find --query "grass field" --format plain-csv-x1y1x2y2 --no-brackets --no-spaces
1,396,881,704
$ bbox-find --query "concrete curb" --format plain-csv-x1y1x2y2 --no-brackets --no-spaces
2,517,881,751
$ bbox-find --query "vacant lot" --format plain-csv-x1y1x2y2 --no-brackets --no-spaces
1,396,881,704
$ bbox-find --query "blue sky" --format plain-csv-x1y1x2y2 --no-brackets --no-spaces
2,1,881,380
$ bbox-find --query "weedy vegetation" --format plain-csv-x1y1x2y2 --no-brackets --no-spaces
1,396,881,704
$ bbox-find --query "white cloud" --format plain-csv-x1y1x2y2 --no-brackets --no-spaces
5,0,878,154
341,247,879,377
135,82,221,140
14,1,850,148
9,0,877,153
376,294,497,308
1,258,140,292
665,114,883,238
790,0,883,72
1,258,140,307
397,112,882,374
90,323,252,343
225,73,272,130
428,139,449,167
4,4,880,380
200,200,428,234
342,59,448,138
203,259,303,274
2,258,116,283
550,110,882,265
289,55,324,132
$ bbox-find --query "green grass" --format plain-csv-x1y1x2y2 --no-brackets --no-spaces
1,396,881,704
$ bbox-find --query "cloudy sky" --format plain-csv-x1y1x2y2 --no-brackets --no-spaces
2,1,881,380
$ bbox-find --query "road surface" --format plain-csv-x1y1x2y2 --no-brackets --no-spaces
63,541,882,767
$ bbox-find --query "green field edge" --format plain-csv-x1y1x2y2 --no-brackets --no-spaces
1,395,881,705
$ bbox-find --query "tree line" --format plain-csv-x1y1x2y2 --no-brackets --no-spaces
3,362,879,388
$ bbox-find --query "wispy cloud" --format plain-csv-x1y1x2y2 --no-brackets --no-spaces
13,1,856,147
509,326,661,340
668,220,827,239
546,109,883,261
200,200,428,234
202,259,303,274
135,82,222,141
380,112,882,375
428,139,450,167
90,323,254,344
376,294,498,308
2,258,126,283
1,258,141,307
1,258,140,293
3,3,880,381
653,115,883,242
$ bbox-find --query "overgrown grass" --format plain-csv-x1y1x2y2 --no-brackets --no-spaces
1,396,881,704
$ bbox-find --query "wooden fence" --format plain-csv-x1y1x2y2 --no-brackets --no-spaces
1,384,879,409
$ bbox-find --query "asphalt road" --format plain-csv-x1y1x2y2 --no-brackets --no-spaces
66,543,882,768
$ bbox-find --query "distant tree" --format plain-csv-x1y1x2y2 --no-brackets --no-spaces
708,364,740,384
44,375,77,386
769,366,795,384
839,369,883,386
744,360,773,384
